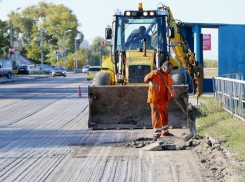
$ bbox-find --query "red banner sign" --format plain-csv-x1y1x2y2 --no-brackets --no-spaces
203,34,211,51
9,46,15,54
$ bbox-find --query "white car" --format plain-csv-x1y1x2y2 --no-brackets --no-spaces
0,60,12,78
82,65,90,73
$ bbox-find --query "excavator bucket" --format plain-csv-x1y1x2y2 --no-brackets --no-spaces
88,85,189,129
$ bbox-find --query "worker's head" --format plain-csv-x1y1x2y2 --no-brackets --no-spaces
161,61,173,74
139,26,146,33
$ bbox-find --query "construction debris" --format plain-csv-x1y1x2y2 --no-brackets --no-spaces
124,137,153,148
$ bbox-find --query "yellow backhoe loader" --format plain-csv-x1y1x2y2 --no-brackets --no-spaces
88,3,203,130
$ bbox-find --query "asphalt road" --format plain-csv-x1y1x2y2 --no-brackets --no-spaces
0,74,204,182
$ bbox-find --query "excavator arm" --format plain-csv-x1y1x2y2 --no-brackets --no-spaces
165,6,203,96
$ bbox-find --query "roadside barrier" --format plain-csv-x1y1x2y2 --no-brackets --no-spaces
213,73,245,121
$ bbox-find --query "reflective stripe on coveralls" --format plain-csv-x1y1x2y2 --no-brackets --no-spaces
149,77,160,88
145,70,174,138
150,103,169,137
149,82,160,88
162,125,169,135
153,128,162,136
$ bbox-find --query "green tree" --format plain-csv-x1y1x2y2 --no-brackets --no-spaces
0,20,10,59
8,2,83,65
66,49,87,69
87,36,110,66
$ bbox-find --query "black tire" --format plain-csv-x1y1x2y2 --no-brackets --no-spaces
7,72,12,79
171,70,185,85
92,71,110,86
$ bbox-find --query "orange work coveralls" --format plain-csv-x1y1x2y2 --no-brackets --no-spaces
144,70,175,138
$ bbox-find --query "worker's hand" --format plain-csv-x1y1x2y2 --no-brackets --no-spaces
171,93,176,99
156,68,161,74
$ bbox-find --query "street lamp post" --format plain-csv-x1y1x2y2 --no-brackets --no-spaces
100,46,102,66
40,29,44,69
75,38,78,70
62,30,72,67
92,46,94,66
87,39,92,65
9,20,12,47
10,7,21,47
10,7,21,67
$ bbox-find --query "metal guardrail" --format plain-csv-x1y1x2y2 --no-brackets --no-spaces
216,72,243,80
213,73,245,121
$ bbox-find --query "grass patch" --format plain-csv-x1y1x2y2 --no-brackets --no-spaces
189,95,213,101
193,97,245,161
235,178,245,182
204,59,217,68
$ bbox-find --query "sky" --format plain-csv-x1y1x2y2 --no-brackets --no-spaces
1,0,245,60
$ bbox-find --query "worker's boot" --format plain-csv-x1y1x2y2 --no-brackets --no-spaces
153,136,158,141
162,132,174,137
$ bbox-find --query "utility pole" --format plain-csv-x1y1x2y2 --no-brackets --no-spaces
73,57,76,72
86,47,88,65
93,46,94,66
41,29,44,68
9,19,14,67
57,53,59,67
100,46,102,67
9,20,12,47
75,38,77,69
62,30,72,67
10,7,21,67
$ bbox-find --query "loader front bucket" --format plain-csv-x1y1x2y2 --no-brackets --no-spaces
88,85,189,129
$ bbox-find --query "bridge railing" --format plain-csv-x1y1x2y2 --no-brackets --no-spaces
213,73,245,121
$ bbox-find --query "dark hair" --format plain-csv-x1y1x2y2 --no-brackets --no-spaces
162,61,173,68
139,26,146,32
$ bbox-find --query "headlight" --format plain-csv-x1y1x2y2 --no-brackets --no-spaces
125,11,131,16
149,11,155,16
143,12,148,16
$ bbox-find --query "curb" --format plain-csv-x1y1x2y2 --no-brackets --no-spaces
0,75,50,84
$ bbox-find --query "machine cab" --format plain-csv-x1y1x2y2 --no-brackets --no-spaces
103,4,177,84
111,7,170,54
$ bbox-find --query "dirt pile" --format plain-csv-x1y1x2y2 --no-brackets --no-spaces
190,135,243,181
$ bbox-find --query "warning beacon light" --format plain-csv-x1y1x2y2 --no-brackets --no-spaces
138,3,143,11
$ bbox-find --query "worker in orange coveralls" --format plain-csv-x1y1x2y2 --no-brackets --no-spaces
144,61,176,141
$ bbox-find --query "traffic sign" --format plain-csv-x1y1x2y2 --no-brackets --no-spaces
56,51,60,56
9,46,15,54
